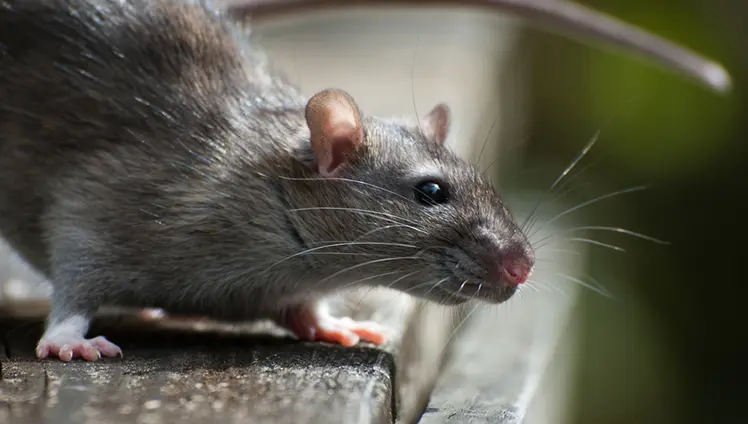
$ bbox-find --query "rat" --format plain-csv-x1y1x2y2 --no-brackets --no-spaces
0,0,537,361
0,0,729,362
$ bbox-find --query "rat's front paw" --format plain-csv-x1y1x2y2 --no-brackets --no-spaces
36,335,122,362
282,304,393,347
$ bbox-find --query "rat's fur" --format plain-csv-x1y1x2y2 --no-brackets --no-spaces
0,0,532,335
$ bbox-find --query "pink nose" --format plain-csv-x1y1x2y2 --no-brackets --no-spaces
503,261,531,286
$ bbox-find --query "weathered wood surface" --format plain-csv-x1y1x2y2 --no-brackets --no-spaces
0,282,427,424
418,281,579,424
0,279,420,424
0,312,396,424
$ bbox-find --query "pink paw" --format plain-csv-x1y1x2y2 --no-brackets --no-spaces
284,306,393,347
36,335,123,362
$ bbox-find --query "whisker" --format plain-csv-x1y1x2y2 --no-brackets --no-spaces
380,275,437,305
530,237,557,251
480,156,502,177
532,224,666,253
261,241,419,273
520,131,600,232
421,276,453,297
411,35,425,137
535,248,582,256
290,252,386,258
438,302,482,362
552,156,607,197
550,131,600,191
341,270,407,290
531,185,650,236
543,103,628,198
482,132,532,176
287,207,424,228
442,279,467,305
355,224,418,240
383,270,423,290
352,270,422,312
474,113,500,167
521,201,544,234
561,226,671,245
584,276,616,301
567,237,626,252
311,252,384,256
553,181,596,202
523,159,605,234
534,257,572,263
278,176,416,205
555,272,613,298
526,278,567,297
394,276,450,299
521,281,541,292
458,280,470,294
310,256,426,289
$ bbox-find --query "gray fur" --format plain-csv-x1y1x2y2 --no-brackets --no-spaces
0,0,533,327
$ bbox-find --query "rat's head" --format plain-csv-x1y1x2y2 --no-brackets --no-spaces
290,88,534,305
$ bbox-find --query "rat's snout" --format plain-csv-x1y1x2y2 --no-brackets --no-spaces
476,228,535,289
482,253,533,286
452,227,535,304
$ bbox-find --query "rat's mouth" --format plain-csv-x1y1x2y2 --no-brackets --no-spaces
405,254,522,305
449,280,517,304
420,277,517,306
439,265,520,304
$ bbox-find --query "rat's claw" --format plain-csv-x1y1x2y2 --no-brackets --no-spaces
36,335,121,362
283,305,393,347
90,336,123,357
35,343,50,359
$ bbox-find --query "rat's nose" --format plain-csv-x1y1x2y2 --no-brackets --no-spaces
483,256,532,286
502,260,531,286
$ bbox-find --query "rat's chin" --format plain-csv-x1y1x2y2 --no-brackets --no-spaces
468,284,517,304
417,288,471,305
401,284,466,305
432,279,518,305
404,274,518,306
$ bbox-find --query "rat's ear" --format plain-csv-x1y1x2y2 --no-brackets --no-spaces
305,88,365,177
421,104,451,146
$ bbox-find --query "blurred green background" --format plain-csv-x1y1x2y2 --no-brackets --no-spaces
508,1,746,423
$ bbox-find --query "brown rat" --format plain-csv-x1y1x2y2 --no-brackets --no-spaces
0,0,537,361
0,0,728,362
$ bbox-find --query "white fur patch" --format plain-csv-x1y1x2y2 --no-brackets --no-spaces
44,314,90,339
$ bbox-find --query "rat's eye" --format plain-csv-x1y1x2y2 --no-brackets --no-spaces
414,181,449,205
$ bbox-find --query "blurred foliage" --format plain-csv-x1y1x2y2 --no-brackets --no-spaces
584,2,740,179
515,0,748,423
530,1,742,180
